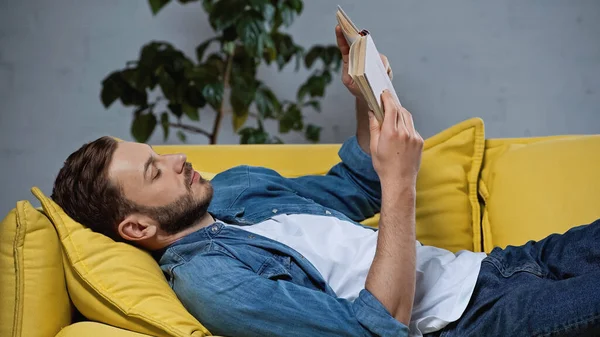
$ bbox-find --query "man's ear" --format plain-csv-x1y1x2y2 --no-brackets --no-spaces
117,214,158,242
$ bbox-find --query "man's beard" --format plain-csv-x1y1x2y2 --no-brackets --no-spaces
133,162,214,234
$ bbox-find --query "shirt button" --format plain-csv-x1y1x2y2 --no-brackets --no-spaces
272,209,278,213
211,225,218,233
325,210,332,215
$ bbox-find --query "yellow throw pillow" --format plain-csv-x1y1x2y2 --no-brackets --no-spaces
31,188,210,337
481,136,600,252
0,201,71,337
361,118,485,252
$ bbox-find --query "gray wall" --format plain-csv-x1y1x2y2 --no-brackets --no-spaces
1,0,599,215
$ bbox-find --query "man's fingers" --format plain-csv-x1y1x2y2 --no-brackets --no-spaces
401,107,415,134
368,111,380,154
381,91,399,132
335,25,350,64
380,54,393,80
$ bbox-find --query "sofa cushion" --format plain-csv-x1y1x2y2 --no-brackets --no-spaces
479,135,577,203
0,201,71,337
32,188,209,337
481,136,600,252
56,322,153,337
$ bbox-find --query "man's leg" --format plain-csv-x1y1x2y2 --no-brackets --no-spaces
514,219,600,279
438,219,600,337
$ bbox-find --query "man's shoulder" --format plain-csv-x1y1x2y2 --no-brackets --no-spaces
163,237,234,266
211,165,285,192
213,165,281,180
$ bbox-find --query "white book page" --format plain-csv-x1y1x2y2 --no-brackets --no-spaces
363,35,400,109
336,6,360,44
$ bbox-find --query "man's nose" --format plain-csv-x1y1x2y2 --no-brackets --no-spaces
167,153,187,173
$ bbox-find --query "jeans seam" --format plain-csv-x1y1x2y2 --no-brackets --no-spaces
483,255,546,278
533,312,600,337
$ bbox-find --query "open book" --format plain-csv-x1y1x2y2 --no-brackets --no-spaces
336,6,400,123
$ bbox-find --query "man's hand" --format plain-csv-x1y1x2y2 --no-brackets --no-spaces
368,90,423,190
364,90,422,326
335,25,392,101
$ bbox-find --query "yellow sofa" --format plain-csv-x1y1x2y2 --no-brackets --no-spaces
2,118,599,337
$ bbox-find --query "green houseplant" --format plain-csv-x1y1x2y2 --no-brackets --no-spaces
100,0,342,144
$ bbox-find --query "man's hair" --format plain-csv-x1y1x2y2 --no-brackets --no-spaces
52,136,134,241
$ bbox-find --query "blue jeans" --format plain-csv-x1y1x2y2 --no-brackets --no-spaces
427,219,600,337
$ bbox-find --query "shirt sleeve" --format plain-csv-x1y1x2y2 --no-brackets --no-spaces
172,252,408,337
287,136,382,222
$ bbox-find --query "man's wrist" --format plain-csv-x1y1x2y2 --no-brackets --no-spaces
381,183,416,204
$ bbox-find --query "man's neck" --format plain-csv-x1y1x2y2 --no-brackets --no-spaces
153,212,216,250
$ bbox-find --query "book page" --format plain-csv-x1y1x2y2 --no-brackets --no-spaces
336,6,360,44
363,35,400,109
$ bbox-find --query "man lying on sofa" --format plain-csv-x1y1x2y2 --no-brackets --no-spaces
50,27,600,337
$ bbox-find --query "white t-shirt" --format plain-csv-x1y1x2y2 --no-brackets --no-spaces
226,213,486,336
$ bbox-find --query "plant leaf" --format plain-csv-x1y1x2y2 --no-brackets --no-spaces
131,113,157,143
236,12,266,57
232,113,248,132
296,83,310,102
254,86,281,118
210,0,245,30
280,5,294,27
184,84,207,108
167,103,183,118
176,130,187,142
202,0,214,13
271,32,298,70
262,34,276,64
148,0,171,15
183,104,199,121
195,38,215,62
297,73,326,100
202,82,224,110
230,73,257,119
100,72,124,108
160,112,170,141
157,67,177,101
279,103,303,133
325,45,341,68
286,0,303,14
248,0,269,12
294,46,303,71
305,124,321,143
304,45,324,68
239,127,269,144
139,43,160,68
322,69,332,84
303,100,321,112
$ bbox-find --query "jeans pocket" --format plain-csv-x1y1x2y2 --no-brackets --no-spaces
485,246,547,278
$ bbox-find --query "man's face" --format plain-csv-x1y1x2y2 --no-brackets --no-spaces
108,141,213,234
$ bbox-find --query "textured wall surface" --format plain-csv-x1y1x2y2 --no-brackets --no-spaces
1,0,599,214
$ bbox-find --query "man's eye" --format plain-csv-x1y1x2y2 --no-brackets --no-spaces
153,169,161,180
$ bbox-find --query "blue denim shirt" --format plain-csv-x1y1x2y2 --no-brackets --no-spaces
159,137,409,337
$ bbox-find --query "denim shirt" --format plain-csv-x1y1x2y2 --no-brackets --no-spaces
159,137,409,337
